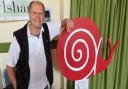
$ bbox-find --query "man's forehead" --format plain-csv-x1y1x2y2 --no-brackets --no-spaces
29,1,45,11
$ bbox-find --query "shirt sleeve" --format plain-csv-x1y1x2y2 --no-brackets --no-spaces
47,22,61,41
6,36,20,67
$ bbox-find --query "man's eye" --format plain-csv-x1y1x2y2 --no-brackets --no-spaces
32,12,44,15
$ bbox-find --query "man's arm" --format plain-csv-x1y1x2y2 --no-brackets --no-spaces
6,37,20,89
7,66,16,89
47,19,74,40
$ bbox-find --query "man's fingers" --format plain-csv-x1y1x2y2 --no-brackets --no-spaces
66,20,74,32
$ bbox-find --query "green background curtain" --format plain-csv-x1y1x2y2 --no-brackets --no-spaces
68,0,128,89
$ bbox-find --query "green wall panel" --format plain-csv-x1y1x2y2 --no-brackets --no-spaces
0,42,10,53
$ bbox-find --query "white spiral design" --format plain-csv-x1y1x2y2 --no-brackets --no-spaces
64,28,102,73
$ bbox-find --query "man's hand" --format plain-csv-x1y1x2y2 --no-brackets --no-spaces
7,66,17,89
61,19,74,33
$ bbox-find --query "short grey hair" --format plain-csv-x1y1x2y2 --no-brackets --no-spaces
28,1,45,12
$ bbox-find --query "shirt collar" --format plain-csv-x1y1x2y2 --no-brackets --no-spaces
27,23,44,37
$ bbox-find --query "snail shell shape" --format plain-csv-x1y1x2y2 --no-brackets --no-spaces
57,17,119,80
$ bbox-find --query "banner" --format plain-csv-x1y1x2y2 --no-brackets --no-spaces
0,0,31,21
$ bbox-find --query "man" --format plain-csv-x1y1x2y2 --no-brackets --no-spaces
6,1,73,89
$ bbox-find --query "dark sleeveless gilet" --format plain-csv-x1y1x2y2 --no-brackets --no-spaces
14,23,53,89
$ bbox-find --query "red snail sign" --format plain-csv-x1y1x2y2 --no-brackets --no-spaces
57,17,119,80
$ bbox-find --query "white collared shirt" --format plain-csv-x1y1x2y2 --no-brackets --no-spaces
7,22,61,89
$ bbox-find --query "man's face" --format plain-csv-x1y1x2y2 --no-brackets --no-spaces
29,2,45,28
